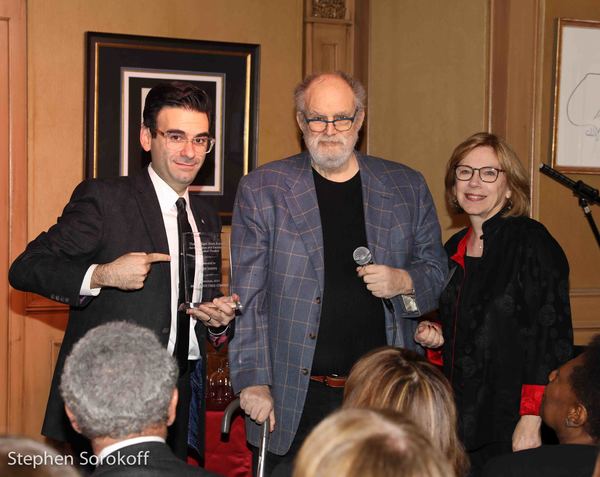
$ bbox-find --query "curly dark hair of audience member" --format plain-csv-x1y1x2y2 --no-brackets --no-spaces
344,346,469,476
292,408,455,477
570,334,600,441
444,132,530,217
59,321,178,440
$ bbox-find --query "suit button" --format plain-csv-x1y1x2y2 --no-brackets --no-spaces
161,327,169,334
315,297,321,304
308,333,316,340
300,368,309,375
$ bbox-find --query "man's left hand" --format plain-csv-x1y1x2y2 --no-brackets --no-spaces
512,415,542,451
187,293,240,328
357,264,413,299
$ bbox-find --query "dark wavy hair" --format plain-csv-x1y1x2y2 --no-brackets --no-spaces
570,334,600,441
142,81,212,136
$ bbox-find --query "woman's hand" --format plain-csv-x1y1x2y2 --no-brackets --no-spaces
414,320,444,348
512,415,542,451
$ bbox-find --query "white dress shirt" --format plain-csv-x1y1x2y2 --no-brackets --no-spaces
98,435,165,463
80,164,204,359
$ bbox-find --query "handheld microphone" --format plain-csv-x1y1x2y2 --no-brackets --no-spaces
353,246,394,313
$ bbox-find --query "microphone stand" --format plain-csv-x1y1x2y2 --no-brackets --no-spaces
539,164,600,248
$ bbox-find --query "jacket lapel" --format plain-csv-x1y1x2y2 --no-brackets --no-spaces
131,169,170,255
284,154,325,292
358,154,393,265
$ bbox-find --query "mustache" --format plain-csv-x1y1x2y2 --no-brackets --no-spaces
316,137,346,144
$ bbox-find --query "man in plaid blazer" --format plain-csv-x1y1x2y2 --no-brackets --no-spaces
229,72,447,474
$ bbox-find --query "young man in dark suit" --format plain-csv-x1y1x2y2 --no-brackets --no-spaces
9,81,237,462
61,321,220,477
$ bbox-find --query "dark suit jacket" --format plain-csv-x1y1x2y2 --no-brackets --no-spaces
229,152,447,454
9,169,221,442
93,441,221,477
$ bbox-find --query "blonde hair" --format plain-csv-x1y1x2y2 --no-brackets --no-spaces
344,347,469,476
444,132,530,217
293,408,455,477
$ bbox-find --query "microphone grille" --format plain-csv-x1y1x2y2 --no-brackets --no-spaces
353,246,372,266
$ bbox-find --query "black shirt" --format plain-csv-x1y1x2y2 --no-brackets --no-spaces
310,168,386,376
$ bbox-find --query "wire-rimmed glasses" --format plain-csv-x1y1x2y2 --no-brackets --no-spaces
154,128,215,154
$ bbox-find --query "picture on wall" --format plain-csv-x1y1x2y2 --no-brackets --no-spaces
85,32,260,222
552,18,600,174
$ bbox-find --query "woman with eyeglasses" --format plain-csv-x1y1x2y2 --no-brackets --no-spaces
415,132,574,476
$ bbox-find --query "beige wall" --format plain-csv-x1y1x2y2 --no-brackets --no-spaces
367,0,489,240
27,0,303,236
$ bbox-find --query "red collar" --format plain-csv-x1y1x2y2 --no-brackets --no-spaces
450,228,472,269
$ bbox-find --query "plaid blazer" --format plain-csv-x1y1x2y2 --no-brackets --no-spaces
229,152,447,454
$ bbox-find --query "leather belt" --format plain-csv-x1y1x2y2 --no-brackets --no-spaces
310,375,347,388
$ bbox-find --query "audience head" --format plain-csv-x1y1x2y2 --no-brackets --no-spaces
0,436,80,476
344,346,468,476
293,408,455,477
142,81,213,134
445,132,530,217
541,334,600,444
60,321,178,441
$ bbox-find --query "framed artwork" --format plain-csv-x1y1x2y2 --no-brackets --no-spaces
551,18,600,174
85,32,260,222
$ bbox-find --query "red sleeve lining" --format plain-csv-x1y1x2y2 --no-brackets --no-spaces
520,384,545,416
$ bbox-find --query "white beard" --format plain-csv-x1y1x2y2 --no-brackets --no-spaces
304,129,359,171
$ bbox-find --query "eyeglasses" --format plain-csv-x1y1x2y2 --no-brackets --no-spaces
454,165,505,183
303,109,359,133
154,129,215,154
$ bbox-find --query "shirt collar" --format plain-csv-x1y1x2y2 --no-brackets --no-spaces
97,435,165,463
148,164,190,212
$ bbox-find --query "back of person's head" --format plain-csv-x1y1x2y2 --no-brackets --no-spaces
344,346,468,476
571,334,600,442
142,81,212,133
0,436,80,476
293,408,455,477
59,321,178,440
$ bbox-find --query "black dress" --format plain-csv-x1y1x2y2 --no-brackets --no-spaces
439,211,573,453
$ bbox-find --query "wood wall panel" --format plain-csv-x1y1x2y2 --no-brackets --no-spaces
303,0,355,75
570,288,600,344
0,12,10,436
489,0,600,345
1,0,27,435
367,0,489,237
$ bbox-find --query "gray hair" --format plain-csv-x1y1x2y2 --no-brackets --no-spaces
294,71,366,113
59,322,178,439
